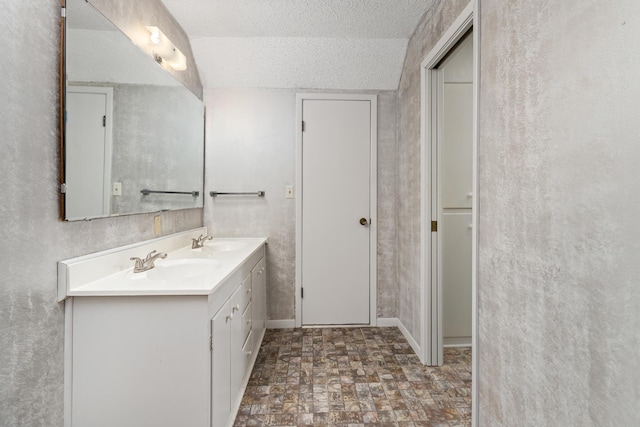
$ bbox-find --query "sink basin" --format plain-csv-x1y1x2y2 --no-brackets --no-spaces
204,240,247,252
146,258,222,282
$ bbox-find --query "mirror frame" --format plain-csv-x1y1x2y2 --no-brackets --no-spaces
59,0,67,219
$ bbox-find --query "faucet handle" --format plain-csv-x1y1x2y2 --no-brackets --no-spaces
192,234,213,249
130,257,144,269
144,250,158,261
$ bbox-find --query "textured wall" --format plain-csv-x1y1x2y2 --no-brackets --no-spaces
110,84,204,215
396,0,471,341
203,88,398,321
479,0,640,425
203,88,296,320
0,1,202,425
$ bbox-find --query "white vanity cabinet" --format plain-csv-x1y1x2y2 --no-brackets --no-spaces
60,232,266,427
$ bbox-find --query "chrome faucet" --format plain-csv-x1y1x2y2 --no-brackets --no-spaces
191,234,213,249
130,250,167,273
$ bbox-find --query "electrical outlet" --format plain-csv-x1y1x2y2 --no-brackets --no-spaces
154,215,162,236
112,182,122,196
285,185,294,199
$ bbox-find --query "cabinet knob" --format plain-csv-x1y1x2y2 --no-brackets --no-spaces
245,350,252,357
232,304,240,313
226,314,233,322
246,288,252,294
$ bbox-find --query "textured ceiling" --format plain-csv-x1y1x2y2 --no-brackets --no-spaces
160,0,432,89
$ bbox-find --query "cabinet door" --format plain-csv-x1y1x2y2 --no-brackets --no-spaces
229,288,245,408
211,292,234,427
251,258,267,347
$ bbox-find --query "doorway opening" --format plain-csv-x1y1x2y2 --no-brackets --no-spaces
420,1,478,425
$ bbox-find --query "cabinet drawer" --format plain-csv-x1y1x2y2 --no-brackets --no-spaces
242,302,252,342
240,273,251,311
242,330,254,372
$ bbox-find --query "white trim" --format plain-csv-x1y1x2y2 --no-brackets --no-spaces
471,3,480,426
420,2,478,426
294,92,378,328
378,317,421,356
376,317,398,327
397,319,421,357
64,299,73,427
420,0,474,367
265,319,296,329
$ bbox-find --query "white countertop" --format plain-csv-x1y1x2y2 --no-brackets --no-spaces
58,228,267,300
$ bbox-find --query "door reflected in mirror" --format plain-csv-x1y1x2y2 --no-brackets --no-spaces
63,0,204,221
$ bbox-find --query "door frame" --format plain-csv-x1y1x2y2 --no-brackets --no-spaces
420,0,478,424
66,85,114,218
295,93,378,327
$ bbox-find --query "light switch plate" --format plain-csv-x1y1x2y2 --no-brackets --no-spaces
285,185,294,199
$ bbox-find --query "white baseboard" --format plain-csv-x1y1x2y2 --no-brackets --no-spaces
266,319,296,329
376,317,398,327
397,318,421,357
376,317,421,357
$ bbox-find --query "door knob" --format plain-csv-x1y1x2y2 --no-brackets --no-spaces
359,218,368,226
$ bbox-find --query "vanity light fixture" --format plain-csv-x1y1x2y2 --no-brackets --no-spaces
145,26,187,71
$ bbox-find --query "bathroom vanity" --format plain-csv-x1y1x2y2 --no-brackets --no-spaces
58,228,267,427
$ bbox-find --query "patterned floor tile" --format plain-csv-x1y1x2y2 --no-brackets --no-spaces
233,328,471,426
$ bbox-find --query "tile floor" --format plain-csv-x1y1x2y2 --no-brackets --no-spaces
234,327,471,426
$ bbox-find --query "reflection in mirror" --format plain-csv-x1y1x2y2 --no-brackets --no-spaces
64,0,204,221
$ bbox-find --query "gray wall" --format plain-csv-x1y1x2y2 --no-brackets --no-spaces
478,0,640,425
203,88,399,321
0,1,202,425
396,0,471,341
110,84,204,215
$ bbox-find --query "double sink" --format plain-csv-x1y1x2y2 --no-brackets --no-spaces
137,240,247,282
58,229,267,300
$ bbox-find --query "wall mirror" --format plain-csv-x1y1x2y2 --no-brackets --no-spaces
62,0,205,221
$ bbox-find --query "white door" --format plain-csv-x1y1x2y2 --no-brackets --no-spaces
301,98,372,325
435,32,474,353
65,86,113,219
